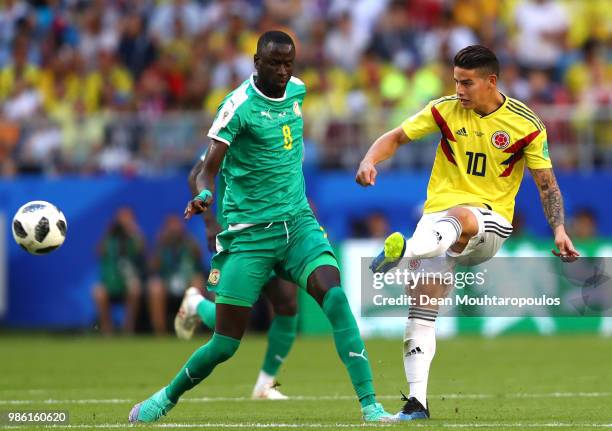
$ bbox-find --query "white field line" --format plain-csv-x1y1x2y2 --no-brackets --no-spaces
2,422,612,429
0,392,610,405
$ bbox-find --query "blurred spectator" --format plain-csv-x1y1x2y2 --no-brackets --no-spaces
147,214,205,336
328,0,389,37
513,0,568,74
117,13,158,80
0,36,40,102
525,69,569,106
19,115,61,173
78,4,119,69
499,62,530,101
421,7,478,64
264,0,301,25
149,0,205,44
93,207,146,335
97,99,143,174
565,38,612,105
0,1,29,66
351,211,391,239
369,1,419,66
84,48,133,113
38,46,82,115
0,0,608,173
1,75,42,121
570,208,598,240
0,112,19,176
210,41,251,93
324,12,369,71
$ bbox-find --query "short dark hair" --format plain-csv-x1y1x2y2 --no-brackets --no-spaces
256,31,295,55
453,45,500,77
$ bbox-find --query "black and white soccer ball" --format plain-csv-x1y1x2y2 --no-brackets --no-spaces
12,200,67,255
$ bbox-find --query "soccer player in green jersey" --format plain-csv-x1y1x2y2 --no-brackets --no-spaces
173,153,298,400
129,31,394,423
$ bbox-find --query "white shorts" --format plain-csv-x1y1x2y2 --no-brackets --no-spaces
412,206,513,274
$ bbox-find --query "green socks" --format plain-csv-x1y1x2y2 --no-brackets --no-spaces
165,333,240,403
197,298,296,379
196,297,216,329
261,315,298,376
322,286,376,406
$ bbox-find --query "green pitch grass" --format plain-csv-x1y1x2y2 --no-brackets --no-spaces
1,334,611,430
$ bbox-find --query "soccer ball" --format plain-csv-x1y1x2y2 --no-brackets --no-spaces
12,200,67,255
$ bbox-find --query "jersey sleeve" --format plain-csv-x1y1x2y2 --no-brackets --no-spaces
400,100,439,141
524,128,552,169
207,99,243,146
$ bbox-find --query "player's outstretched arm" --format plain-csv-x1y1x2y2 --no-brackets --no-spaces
356,126,410,186
530,167,579,261
188,159,204,196
187,158,223,251
184,139,228,220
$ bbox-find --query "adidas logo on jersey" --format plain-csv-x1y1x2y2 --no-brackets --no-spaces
456,127,468,137
405,346,424,357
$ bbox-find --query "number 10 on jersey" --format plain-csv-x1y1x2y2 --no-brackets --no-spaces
282,125,293,150
465,151,486,176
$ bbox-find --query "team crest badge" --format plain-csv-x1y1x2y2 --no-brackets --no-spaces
491,130,511,149
408,259,421,271
208,269,221,286
293,101,302,117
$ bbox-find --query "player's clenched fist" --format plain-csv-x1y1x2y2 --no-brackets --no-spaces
184,193,212,220
356,160,377,186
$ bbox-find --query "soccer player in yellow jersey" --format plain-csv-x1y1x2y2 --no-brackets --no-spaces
356,45,579,421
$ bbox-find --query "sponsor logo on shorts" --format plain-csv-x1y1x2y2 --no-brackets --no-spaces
208,269,221,285
491,130,511,149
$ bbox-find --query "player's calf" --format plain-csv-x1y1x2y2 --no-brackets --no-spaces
128,332,241,423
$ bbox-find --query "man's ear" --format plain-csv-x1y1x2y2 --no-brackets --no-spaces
488,73,498,88
254,53,260,68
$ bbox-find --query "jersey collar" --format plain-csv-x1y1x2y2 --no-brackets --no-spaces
250,74,287,102
471,92,508,119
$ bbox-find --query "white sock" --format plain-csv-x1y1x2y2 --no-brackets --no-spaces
403,312,437,409
405,216,462,258
255,370,274,388
186,293,204,316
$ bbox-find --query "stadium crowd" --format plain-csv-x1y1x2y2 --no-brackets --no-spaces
0,0,610,175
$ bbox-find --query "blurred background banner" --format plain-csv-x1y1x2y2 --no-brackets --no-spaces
0,213,6,319
1,172,611,331
0,0,610,336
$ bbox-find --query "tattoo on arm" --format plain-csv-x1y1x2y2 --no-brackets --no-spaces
530,168,564,230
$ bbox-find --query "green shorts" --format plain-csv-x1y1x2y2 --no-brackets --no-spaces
207,212,338,306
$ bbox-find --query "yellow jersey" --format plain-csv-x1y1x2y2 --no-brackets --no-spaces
401,94,552,223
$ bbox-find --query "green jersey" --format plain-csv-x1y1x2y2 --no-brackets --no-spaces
207,74,311,225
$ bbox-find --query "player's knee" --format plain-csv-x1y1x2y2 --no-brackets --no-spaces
322,285,347,304
307,264,341,305
321,286,352,327
272,300,297,316
447,208,479,237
